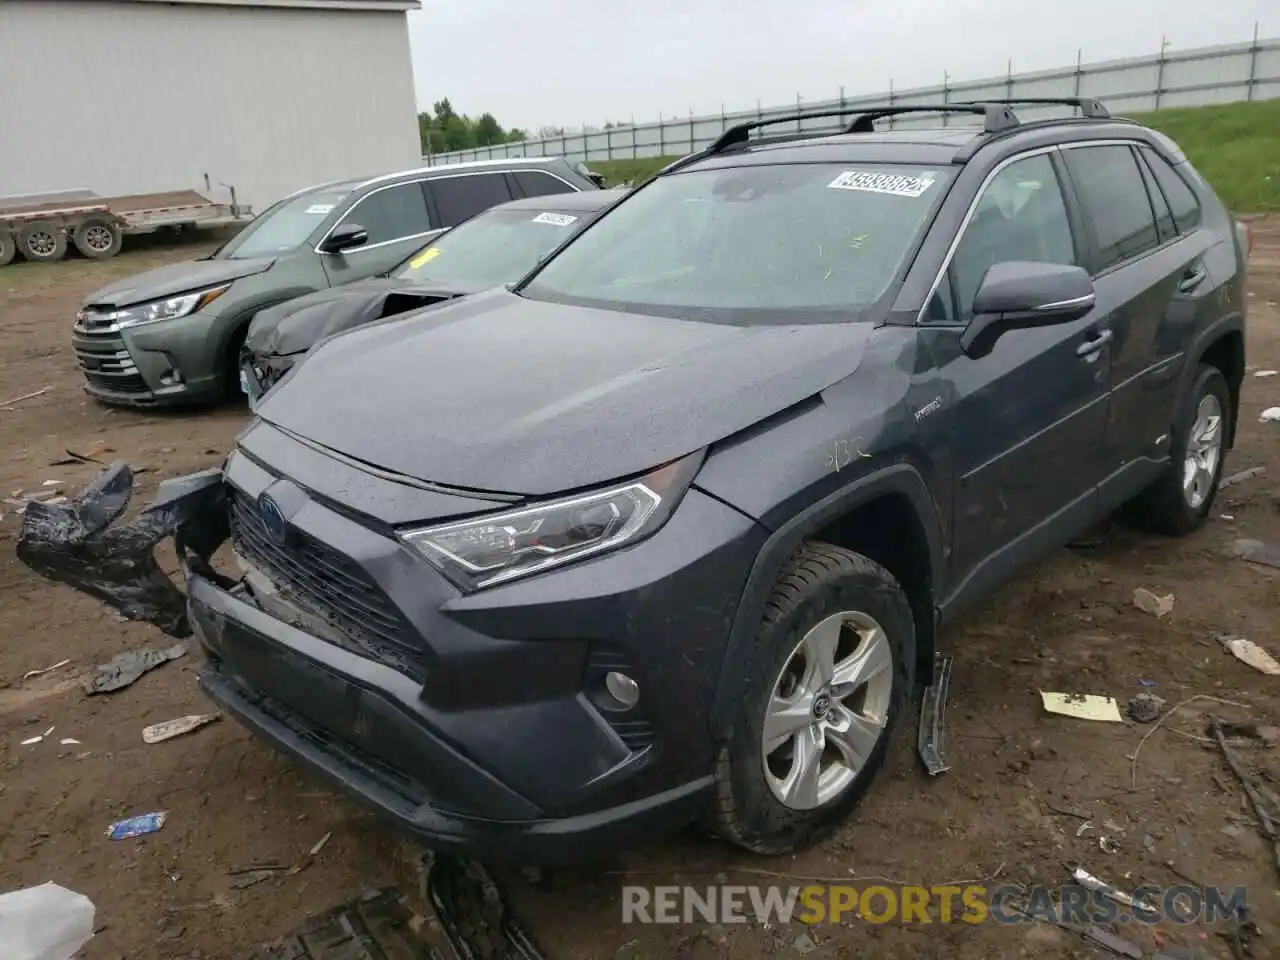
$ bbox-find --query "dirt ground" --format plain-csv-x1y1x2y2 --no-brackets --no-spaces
2,225,1280,960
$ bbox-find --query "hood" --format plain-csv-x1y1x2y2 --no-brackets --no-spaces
245,278,474,357
83,256,276,309
256,288,873,496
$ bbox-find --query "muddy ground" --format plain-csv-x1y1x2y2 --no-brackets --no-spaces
2,225,1280,960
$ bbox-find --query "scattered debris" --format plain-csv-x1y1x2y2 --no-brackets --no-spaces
22,725,57,745
59,738,80,746
1130,694,1251,787
0,386,52,408
1260,407,1280,423
1076,821,1094,838
84,642,187,695
0,882,95,960
1210,720,1280,877
1255,369,1279,378
106,812,167,840
49,448,107,467
309,832,332,857
1134,587,1175,617
1127,693,1167,723
231,870,281,890
1230,538,1280,570
1041,692,1124,723
1218,633,1280,676
1099,835,1121,854
1044,800,1092,820
917,652,952,775
20,658,70,682
1212,721,1280,746
1072,866,1159,919
424,855,547,960
1220,465,1267,489
142,713,219,744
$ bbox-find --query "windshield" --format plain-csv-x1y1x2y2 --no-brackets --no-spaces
521,163,953,322
216,190,351,260
392,207,591,287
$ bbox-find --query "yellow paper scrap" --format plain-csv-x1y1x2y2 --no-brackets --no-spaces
1040,691,1124,723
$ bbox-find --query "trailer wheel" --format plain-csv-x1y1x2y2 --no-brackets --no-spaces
18,222,67,263
0,232,15,267
73,217,123,260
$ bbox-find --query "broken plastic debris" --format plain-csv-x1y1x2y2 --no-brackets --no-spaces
106,811,167,840
1230,538,1280,570
20,658,70,682
1072,866,1159,918
1220,465,1266,489
1133,588,1174,618
1256,369,1279,378
1219,635,1280,676
310,831,332,857
84,642,187,695
1041,692,1124,722
20,736,43,746
0,882,95,960
1261,407,1280,423
1127,693,1166,723
142,713,219,744
59,738,80,746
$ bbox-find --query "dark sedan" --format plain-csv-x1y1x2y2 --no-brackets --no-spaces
240,188,627,402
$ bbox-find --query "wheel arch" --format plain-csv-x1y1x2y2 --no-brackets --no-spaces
709,463,945,740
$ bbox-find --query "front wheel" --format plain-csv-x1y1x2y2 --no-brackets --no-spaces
18,222,67,262
1124,363,1231,536
712,542,915,855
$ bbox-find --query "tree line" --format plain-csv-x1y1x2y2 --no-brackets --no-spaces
419,98,632,155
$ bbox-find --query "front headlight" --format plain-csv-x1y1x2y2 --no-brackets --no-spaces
399,453,702,590
108,284,231,330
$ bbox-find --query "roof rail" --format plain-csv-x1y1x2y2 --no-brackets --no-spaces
955,97,1110,119
709,104,1021,153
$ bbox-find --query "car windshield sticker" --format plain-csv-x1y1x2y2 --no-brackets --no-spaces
532,212,578,226
409,246,442,270
305,204,336,215
827,170,937,198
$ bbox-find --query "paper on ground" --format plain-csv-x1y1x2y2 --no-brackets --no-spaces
1223,636,1280,676
1041,691,1124,722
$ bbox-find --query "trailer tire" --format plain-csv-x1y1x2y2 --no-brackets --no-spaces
0,232,15,267
18,222,67,263
73,217,123,260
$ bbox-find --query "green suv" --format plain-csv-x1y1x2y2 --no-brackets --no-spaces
71,158,598,406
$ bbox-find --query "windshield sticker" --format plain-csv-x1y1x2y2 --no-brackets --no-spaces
305,204,335,215
532,212,578,226
827,170,937,198
409,247,441,269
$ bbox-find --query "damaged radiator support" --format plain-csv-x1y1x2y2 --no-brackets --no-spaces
15,460,231,638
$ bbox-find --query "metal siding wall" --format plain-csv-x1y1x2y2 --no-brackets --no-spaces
424,35,1280,166
0,0,421,210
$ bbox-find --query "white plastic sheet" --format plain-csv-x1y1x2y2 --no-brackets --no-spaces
0,883,95,960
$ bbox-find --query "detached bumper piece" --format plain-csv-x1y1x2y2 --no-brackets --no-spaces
16,461,231,638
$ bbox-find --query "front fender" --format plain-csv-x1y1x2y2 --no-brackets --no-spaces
708,462,944,738
16,462,231,638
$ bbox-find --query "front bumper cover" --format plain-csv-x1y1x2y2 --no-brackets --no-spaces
16,461,232,637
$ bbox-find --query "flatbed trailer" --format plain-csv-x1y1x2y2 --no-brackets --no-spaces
0,186,254,266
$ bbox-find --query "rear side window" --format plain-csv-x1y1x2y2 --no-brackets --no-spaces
1063,145,1159,272
514,171,574,198
430,174,514,227
343,182,431,245
1134,149,1176,243
1140,147,1201,234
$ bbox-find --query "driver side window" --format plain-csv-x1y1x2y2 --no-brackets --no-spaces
929,154,1077,324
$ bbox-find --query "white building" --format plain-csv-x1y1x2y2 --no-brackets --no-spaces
0,0,422,212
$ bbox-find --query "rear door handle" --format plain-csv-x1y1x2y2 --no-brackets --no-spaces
1076,329,1113,357
1179,264,1208,293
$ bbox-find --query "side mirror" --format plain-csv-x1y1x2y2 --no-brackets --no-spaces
959,261,1096,357
587,172,607,188
319,223,368,254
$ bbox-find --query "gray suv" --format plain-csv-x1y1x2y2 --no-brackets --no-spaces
71,158,598,407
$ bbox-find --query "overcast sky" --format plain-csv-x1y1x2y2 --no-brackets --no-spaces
406,0,1271,131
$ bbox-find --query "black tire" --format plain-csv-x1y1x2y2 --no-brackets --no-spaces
18,222,67,262
0,232,15,267
712,541,915,855
72,216,123,260
1125,363,1231,536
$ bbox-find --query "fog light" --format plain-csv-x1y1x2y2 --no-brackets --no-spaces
159,367,184,386
605,671,640,708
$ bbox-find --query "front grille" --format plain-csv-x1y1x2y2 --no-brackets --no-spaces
75,341,150,395
228,488,425,680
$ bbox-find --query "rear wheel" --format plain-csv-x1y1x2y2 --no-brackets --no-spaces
73,217,123,260
18,222,66,262
1124,363,1230,536
712,542,915,855
0,231,15,267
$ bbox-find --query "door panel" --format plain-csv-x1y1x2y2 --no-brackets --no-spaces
920,151,1111,598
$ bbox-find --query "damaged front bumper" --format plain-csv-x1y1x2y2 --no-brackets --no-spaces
239,348,300,404
16,460,232,638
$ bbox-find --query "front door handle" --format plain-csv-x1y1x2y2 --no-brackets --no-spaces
1179,264,1208,293
1076,328,1113,357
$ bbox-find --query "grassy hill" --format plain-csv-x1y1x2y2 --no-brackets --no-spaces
587,98,1280,212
